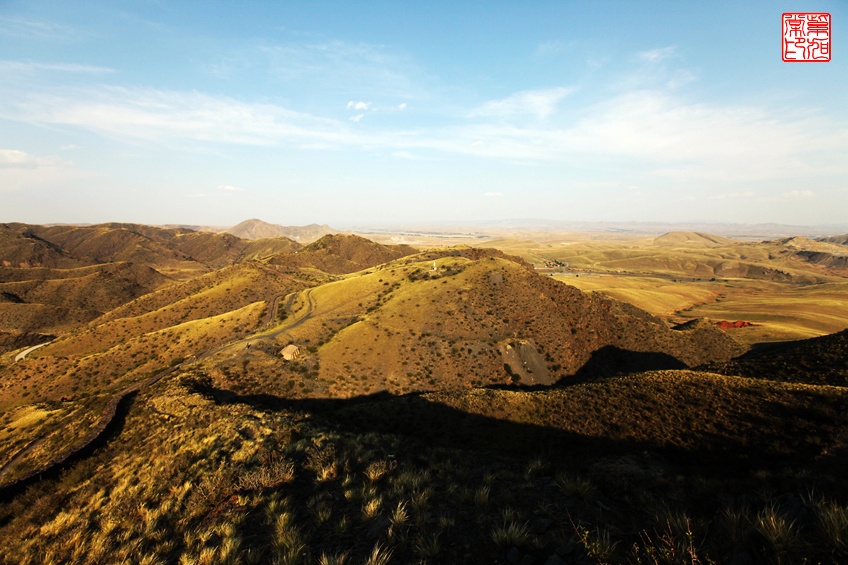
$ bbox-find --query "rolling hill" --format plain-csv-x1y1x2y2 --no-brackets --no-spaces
0,262,169,347
819,233,848,246
267,233,417,274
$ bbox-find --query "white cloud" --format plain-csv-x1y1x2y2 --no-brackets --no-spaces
469,87,573,120
0,149,70,168
0,148,81,191
60,144,79,151
638,46,677,63
484,191,503,197
218,184,244,192
784,190,814,198
398,103,407,110
0,149,31,166
349,114,364,123
346,101,370,111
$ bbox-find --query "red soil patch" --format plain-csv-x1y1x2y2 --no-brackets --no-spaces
716,320,757,329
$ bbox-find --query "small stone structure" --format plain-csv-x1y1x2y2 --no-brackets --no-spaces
280,344,301,361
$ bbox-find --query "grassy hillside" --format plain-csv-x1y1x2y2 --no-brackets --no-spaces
709,328,848,387
0,263,169,340
202,248,743,401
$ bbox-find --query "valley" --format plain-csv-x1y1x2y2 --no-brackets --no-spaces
0,221,846,563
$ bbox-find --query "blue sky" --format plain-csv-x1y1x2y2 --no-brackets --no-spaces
1,1,846,228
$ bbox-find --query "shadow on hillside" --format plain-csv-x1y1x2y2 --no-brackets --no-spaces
0,391,138,503
708,329,848,387
478,346,688,393
186,378,841,482
567,345,686,382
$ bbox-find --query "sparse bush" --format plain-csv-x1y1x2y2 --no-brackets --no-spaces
576,524,619,562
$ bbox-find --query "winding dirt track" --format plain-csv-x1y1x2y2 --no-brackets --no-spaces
13,341,52,362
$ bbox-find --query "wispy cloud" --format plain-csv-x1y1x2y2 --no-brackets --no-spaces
484,191,503,197
2,78,845,189
534,40,568,56
784,190,814,198
391,150,427,160
469,87,573,120
0,16,78,40
3,87,362,148
218,184,244,192
708,191,756,201
638,46,677,63
262,40,420,99
0,60,115,73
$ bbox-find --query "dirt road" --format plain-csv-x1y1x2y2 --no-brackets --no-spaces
14,341,52,362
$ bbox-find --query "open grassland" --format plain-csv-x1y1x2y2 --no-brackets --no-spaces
680,281,848,343
552,274,720,317
557,275,848,344
510,234,843,282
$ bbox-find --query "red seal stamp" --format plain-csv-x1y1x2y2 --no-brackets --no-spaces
783,13,831,62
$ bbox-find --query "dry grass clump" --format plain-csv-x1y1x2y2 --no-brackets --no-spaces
754,503,799,559
556,472,597,502
491,513,531,548
815,499,848,555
